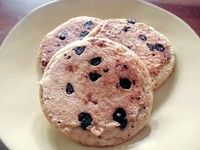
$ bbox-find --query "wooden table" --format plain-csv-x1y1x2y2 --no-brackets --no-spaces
0,0,199,149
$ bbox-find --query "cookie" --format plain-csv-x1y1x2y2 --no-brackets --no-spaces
87,19,175,89
39,38,153,146
39,16,102,70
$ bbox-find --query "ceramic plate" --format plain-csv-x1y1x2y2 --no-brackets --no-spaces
0,0,200,150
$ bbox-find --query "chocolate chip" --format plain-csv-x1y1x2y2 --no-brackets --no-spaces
89,72,102,82
154,44,165,52
83,20,94,29
119,119,128,129
147,43,165,52
66,83,74,94
138,34,147,41
41,60,48,67
127,19,136,24
103,68,109,72
113,108,126,119
58,32,67,40
122,26,131,32
80,31,89,39
73,46,86,55
146,43,154,51
90,57,102,66
119,78,132,89
113,107,127,129
78,112,92,130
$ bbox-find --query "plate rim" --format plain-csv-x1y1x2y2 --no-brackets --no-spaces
0,0,199,149
0,0,199,49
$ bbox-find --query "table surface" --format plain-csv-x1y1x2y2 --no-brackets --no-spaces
0,0,199,149
0,0,200,45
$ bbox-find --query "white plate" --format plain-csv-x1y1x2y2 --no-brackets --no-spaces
0,0,200,150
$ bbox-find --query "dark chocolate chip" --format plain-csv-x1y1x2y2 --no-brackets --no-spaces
138,34,147,41
90,57,102,66
119,78,132,89
127,19,136,24
58,32,67,40
147,43,165,52
113,107,127,129
146,43,154,51
73,46,86,55
83,20,94,29
154,44,165,52
113,107,126,119
80,31,89,39
122,26,131,32
89,72,102,82
78,112,92,130
66,83,74,94
119,119,128,129
103,68,109,72
41,60,48,67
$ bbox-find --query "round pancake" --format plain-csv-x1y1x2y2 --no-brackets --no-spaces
40,38,153,146
39,16,102,70
87,19,175,89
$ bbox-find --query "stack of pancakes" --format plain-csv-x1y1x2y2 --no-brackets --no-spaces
39,16,175,146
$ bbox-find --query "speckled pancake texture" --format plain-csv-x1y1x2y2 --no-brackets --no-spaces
88,19,175,89
39,38,153,146
39,16,102,70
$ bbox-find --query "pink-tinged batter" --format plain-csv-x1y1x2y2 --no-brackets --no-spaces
39,16,102,70
40,38,153,146
89,19,173,78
